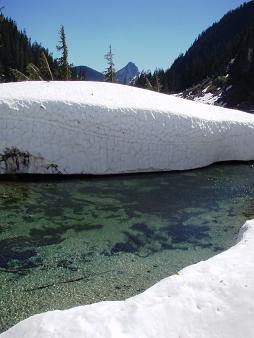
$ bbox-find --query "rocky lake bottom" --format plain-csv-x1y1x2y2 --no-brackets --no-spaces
1,163,254,332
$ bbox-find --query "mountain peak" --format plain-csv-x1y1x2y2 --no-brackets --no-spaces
126,61,136,67
116,62,139,84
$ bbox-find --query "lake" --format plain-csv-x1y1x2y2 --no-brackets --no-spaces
1,163,254,332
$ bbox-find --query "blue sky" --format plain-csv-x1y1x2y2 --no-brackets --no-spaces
3,0,249,72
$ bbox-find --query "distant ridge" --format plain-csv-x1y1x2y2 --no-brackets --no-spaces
74,62,139,84
74,66,104,82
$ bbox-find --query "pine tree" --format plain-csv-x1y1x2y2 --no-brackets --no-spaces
134,70,147,88
10,54,54,82
40,51,53,80
155,75,162,92
56,25,71,80
144,75,161,92
0,15,56,82
104,44,116,82
26,63,43,80
145,77,153,90
0,13,3,48
10,68,29,81
0,4,4,80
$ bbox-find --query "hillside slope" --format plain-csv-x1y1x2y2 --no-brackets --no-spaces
0,16,56,81
135,1,254,111
177,22,254,112
166,1,254,92
74,65,104,81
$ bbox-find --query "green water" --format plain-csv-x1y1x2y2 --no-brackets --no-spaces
1,163,254,332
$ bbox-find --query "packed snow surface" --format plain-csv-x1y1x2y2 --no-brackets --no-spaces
1,219,254,338
0,81,254,174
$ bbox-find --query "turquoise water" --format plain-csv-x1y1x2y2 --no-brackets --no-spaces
1,163,254,332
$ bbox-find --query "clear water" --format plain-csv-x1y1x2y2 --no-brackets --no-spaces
1,163,254,332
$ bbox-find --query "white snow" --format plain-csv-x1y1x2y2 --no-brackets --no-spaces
0,81,254,174
202,85,210,93
2,219,254,338
193,92,221,105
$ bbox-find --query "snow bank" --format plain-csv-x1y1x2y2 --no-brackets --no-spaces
193,92,222,105
0,81,254,174
2,219,254,338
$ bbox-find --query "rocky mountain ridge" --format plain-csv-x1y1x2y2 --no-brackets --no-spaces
74,62,139,84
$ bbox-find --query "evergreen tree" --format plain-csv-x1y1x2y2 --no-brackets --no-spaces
134,70,148,88
0,15,57,82
145,77,153,90
0,12,3,48
144,74,162,92
26,63,43,80
155,75,162,92
56,25,71,80
104,44,116,82
10,57,54,82
135,69,164,93
10,68,29,81
224,24,254,108
40,51,53,80
0,6,4,80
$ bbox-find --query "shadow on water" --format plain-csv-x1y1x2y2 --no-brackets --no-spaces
0,222,104,273
111,222,211,257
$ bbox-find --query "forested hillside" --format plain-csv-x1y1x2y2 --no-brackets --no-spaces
224,22,254,109
0,15,57,81
135,1,254,96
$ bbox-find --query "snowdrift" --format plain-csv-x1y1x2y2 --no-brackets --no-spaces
0,81,254,174
1,219,254,338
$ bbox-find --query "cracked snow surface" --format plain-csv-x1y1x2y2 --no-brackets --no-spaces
0,81,254,174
